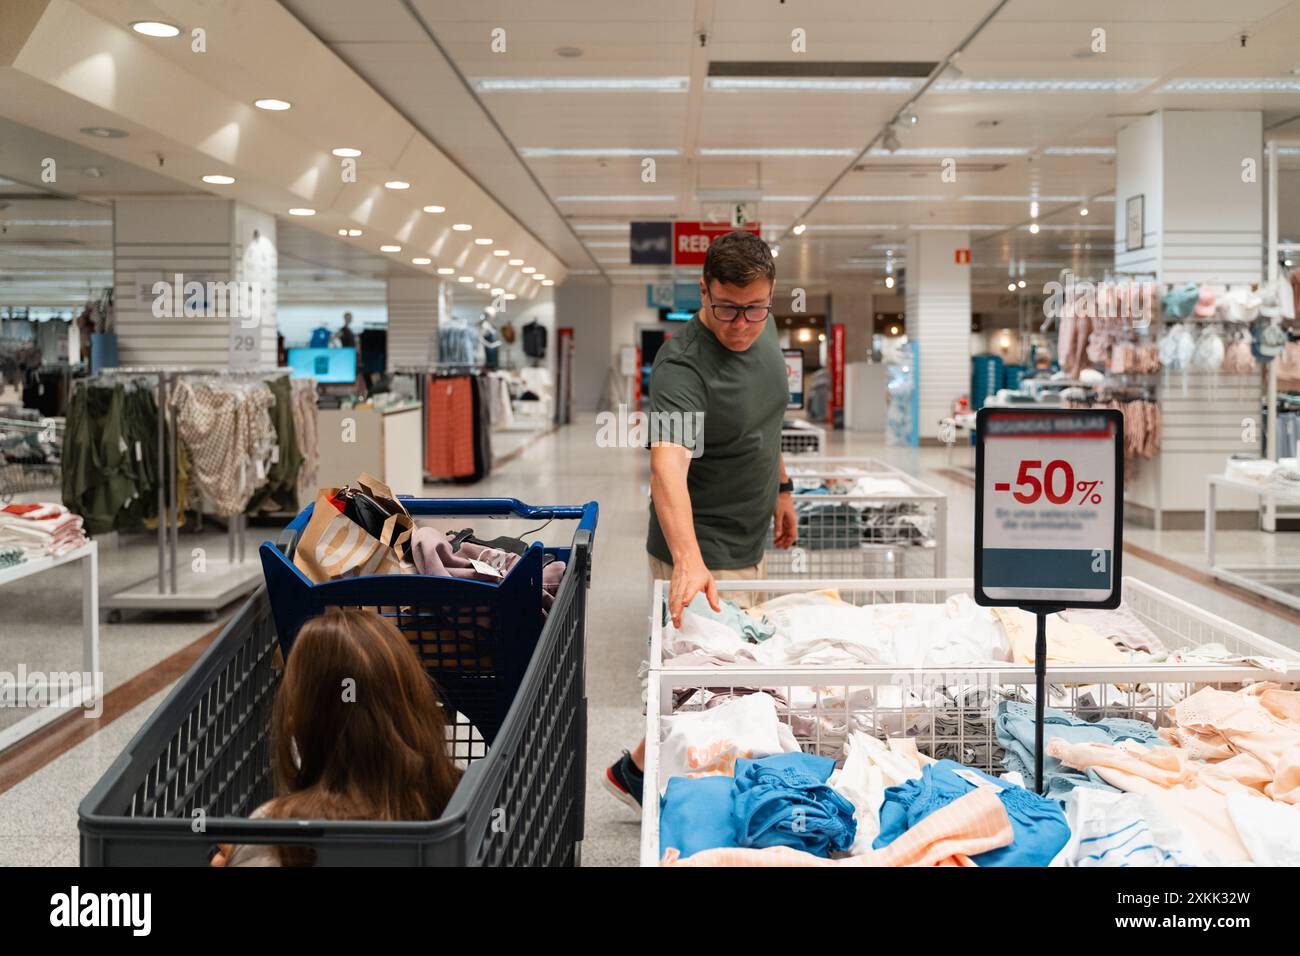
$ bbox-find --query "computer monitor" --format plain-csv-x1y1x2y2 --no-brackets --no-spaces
287,347,356,384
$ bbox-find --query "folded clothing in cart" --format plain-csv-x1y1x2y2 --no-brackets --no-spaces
411,526,566,615
0,502,87,558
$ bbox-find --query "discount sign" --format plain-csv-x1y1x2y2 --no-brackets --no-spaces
974,408,1124,608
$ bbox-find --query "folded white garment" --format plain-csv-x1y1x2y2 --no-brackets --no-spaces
1226,791,1300,866
656,692,800,791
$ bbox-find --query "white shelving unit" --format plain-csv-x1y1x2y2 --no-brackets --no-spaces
1206,473,1300,611
0,541,99,752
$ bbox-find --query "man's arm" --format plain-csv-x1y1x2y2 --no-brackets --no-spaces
773,453,797,548
651,442,720,627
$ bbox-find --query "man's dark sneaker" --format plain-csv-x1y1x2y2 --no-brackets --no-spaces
603,751,644,810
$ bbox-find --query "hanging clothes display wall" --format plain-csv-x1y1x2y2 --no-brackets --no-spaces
424,371,492,482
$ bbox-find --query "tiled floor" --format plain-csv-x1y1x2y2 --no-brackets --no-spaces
1,414,1296,866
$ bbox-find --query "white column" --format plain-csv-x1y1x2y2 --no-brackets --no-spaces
1115,110,1263,284
386,276,444,368
905,230,971,441
112,198,277,368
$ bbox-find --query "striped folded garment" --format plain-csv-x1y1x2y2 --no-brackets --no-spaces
0,503,88,557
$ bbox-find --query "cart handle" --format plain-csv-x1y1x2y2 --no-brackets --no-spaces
286,498,598,535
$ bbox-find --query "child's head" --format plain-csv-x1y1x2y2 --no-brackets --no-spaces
271,607,461,826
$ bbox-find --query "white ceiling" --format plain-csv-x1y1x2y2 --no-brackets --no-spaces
2,0,1299,306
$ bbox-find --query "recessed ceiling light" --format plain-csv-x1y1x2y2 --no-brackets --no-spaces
347,228,363,237
493,249,510,257
437,268,455,275
332,147,362,157
288,208,315,216
504,293,518,300
508,259,524,266
202,174,235,185
474,238,493,245
423,204,445,214
491,288,504,295
458,276,474,283
542,279,554,286
380,244,402,252
1079,207,1089,216
1008,283,1017,291
131,21,181,38
1017,280,1027,288
80,126,128,139
474,76,688,93
255,98,292,111
522,267,536,274
792,223,806,236
532,274,546,281
452,223,472,231
338,229,349,236
384,180,411,190
476,282,491,290
555,46,583,58
1029,223,1040,234
771,247,780,257
412,257,431,265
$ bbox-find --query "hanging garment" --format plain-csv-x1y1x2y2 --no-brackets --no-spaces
522,320,547,359
289,378,319,512
171,379,276,517
246,375,303,514
425,376,477,480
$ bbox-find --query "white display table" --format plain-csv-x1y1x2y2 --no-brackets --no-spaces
0,540,99,751
1206,473,1300,611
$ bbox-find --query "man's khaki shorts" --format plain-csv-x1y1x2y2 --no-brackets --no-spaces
648,555,767,609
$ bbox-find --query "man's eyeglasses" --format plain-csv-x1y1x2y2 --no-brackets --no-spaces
704,292,772,323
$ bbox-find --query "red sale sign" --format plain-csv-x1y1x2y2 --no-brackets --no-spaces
672,221,761,266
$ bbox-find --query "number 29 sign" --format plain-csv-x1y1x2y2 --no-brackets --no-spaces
974,408,1124,608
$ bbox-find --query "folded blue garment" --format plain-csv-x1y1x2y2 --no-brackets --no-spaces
686,592,776,642
732,752,857,857
659,776,738,859
873,759,1069,867
995,701,1165,796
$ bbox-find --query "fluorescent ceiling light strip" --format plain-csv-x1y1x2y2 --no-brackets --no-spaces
474,77,688,92
556,195,676,201
519,147,680,157
1043,146,1116,156
699,148,857,157
960,195,1092,202
1,219,113,226
1159,78,1300,93
909,224,1006,231
1018,224,1112,232
826,195,950,202
935,78,1153,93
572,223,630,231
706,77,921,93
864,147,1031,157
762,195,817,202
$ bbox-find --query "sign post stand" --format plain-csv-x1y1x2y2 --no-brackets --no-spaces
974,407,1124,796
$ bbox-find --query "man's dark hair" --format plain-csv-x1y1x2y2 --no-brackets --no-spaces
702,231,776,289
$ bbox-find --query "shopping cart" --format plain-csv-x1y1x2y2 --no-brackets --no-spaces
780,420,826,455
80,497,598,866
640,577,1298,865
0,416,62,503
770,458,948,578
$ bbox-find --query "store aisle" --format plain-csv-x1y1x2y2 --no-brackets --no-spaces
2,416,1296,868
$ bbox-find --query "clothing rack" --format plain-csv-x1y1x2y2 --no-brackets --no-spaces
392,363,492,483
75,366,287,618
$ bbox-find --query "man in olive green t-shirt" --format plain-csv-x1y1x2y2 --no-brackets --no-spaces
605,231,797,811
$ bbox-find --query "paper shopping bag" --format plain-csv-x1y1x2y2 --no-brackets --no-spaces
293,486,415,584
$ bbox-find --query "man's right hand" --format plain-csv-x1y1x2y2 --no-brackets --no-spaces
668,557,720,629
